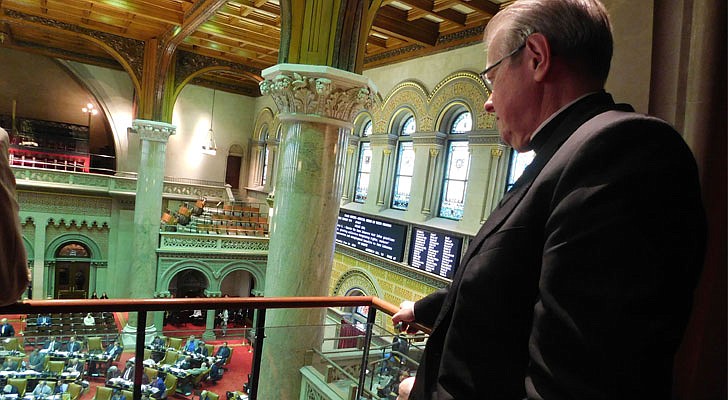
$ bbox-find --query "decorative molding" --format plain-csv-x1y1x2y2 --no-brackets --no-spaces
3,9,144,82
335,245,448,289
259,69,374,123
132,120,176,142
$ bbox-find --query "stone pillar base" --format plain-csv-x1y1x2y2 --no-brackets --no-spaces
121,323,158,348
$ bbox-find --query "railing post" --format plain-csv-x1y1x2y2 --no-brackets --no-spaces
133,310,147,400
356,308,377,399
249,308,266,400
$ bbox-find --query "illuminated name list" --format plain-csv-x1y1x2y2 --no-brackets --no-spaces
336,212,407,262
409,227,463,279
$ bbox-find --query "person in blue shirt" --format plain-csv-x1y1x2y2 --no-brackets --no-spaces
184,335,197,353
105,341,122,359
151,376,166,399
36,314,51,327
110,388,126,400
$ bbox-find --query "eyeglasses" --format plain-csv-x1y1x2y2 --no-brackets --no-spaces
479,42,526,92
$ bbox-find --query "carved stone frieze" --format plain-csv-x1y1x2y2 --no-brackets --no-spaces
259,71,374,123
467,130,504,145
18,191,112,216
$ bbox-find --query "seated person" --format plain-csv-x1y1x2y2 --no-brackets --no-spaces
215,342,231,364
28,347,46,371
110,388,126,400
208,362,223,385
105,341,123,359
2,384,17,395
184,335,197,353
195,341,208,357
67,357,85,375
0,318,15,337
151,335,165,349
2,356,19,371
175,355,192,370
106,365,121,381
32,380,53,397
54,379,69,395
45,336,62,352
151,375,166,399
66,336,82,353
37,314,52,327
83,313,95,326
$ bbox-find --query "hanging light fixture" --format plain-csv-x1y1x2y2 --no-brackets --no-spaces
202,89,218,155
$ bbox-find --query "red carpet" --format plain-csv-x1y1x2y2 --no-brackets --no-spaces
81,341,253,399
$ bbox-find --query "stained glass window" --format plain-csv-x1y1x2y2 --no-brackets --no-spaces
392,115,416,210
439,111,472,220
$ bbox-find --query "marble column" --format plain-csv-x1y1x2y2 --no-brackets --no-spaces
257,64,375,400
122,119,175,347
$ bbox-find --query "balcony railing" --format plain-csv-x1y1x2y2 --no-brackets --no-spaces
0,297,428,400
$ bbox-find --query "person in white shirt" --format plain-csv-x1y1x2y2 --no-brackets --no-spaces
83,313,95,326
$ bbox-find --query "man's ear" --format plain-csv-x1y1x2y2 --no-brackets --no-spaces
525,33,551,82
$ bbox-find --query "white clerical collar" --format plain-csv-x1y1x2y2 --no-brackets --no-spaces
530,92,599,142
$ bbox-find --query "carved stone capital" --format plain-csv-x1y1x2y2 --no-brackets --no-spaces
204,290,222,298
259,64,376,123
132,120,176,143
412,131,447,146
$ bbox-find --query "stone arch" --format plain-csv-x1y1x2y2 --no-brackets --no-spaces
22,236,35,261
158,259,215,293
45,234,103,261
253,108,277,141
332,268,383,299
434,100,472,134
429,71,493,130
376,81,428,134
216,261,266,294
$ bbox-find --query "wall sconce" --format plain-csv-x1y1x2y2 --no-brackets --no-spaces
202,90,217,156
82,103,98,130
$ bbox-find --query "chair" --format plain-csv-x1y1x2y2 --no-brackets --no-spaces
144,348,152,361
47,360,66,375
88,336,103,353
5,355,23,371
205,344,214,356
46,381,57,392
200,390,219,400
68,383,82,400
3,337,23,351
144,366,158,383
191,367,210,388
7,378,27,396
122,389,133,399
168,337,183,350
159,349,179,366
163,374,177,399
93,386,113,400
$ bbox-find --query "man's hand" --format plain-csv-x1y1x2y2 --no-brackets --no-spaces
392,301,416,331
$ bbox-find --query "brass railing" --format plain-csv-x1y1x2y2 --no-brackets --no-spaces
0,296,424,400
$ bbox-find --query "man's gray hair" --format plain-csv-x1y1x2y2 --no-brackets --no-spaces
485,0,613,85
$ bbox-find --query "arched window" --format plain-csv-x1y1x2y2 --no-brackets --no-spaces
56,242,90,258
392,114,416,210
260,126,269,186
505,149,535,192
354,120,373,203
439,110,472,220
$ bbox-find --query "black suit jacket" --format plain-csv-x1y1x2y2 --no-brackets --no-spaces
0,323,14,337
411,92,705,399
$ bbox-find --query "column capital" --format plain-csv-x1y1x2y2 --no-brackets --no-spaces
259,64,377,124
204,290,222,298
132,119,176,142
412,131,447,146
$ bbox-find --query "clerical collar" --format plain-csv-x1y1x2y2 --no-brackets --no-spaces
528,91,602,152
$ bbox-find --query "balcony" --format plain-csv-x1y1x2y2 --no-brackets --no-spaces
0,297,427,400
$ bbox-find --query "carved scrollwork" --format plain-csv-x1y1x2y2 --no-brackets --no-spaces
259,72,373,123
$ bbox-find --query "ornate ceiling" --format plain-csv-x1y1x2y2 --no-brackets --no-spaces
0,0,507,96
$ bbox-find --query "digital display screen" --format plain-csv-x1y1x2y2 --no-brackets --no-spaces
336,211,407,262
408,227,463,279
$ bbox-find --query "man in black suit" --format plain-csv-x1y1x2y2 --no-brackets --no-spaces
392,1,706,399
214,342,231,364
45,336,62,352
0,318,14,337
66,336,82,353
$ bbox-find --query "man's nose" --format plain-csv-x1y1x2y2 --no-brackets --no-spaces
484,93,495,113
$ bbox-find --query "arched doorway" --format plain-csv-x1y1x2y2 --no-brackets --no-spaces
54,242,91,299
219,270,255,332
167,269,209,327
169,269,208,298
